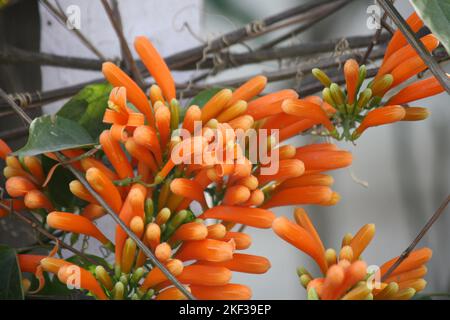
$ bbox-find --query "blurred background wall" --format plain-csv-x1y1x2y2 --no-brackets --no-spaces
1,0,449,299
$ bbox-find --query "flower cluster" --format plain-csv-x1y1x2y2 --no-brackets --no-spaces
1,35,353,300
273,208,432,300
311,12,447,141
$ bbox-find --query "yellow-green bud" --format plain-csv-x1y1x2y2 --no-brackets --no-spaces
121,238,137,274
312,68,332,87
170,99,180,131
95,265,113,291
113,282,125,300
357,88,372,110
330,83,345,106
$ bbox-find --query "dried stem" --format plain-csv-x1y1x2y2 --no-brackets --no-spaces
0,201,110,271
40,0,106,60
377,0,450,93
100,0,144,87
381,194,450,281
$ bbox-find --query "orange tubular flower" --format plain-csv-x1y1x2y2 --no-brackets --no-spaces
134,36,176,102
175,238,234,262
402,107,429,121
125,138,158,172
257,159,304,185
227,75,267,107
58,264,107,300
0,138,12,159
171,222,208,242
155,103,171,150
246,89,298,120
170,178,207,208
222,185,251,206
294,149,352,173
80,157,118,181
344,59,359,104
262,186,333,209
223,232,252,250
18,254,46,273
387,75,447,105
99,130,134,180
200,206,275,229
182,105,202,133
190,284,252,300
133,125,163,164
102,62,154,125
272,216,327,274
47,212,111,246
282,99,335,132
353,105,406,138
5,176,36,197
377,34,439,78
86,167,123,213
273,208,432,300
201,89,233,123
390,56,427,88
23,156,45,185
201,253,271,274
177,265,232,286
383,12,423,61
156,286,191,300
278,174,334,190
24,190,53,211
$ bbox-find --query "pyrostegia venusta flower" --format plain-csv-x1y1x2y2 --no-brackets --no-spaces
306,12,446,141
47,211,113,248
272,208,432,300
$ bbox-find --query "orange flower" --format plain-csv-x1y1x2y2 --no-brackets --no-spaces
246,89,298,120
282,99,335,132
134,36,176,102
172,222,208,242
200,206,275,229
86,167,123,213
262,186,333,209
387,76,447,105
99,130,134,180
18,254,46,273
177,265,232,286
294,148,352,173
47,211,111,246
257,159,304,185
401,107,429,121
139,259,184,293
383,12,423,61
200,253,271,274
353,105,406,138
344,59,359,104
201,89,232,123
175,238,234,262
182,105,202,133
57,264,108,300
5,176,36,197
222,185,251,205
227,75,267,107
24,189,53,211
170,178,207,208
0,138,11,160
223,232,252,250
274,208,432,300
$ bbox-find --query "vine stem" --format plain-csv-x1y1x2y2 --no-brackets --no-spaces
0,201,111,272
0,88,195,300
377,0,450,94
381,193,450,281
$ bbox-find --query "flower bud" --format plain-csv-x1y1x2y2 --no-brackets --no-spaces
121,238,137,274
402,107,429,121
113,282,125,300
156,208,171,226
370,74,393,97
95,265,113,290
170,99,180,131
329,83,345,106
312,68,332,87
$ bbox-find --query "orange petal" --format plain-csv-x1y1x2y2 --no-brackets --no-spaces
272,216,327,274
200,253,270,274
262,186,333,209
175,239,234,262
134,36,176,101
177,264,232,286
200,206,275,229
99,130,134,180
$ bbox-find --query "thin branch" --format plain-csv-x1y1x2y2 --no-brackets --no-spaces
167,0,350,70
259,0,352,50
40,0,106,60
381,193,450,281
0,201,110,271
100,0,144,87
0,45,105,70
361,12,389,65
0,88,195,300
377,0,450,94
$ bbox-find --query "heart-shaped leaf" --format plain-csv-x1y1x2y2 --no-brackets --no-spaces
411,0,450,54
0,245,24,300
57,83,112,138
14,115,96,156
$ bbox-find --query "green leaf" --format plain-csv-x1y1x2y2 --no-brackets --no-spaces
14,115,96,156
57,83,112,138
0,245,24,300
41,155,80,209
188,87,224,108
411,0,450,54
